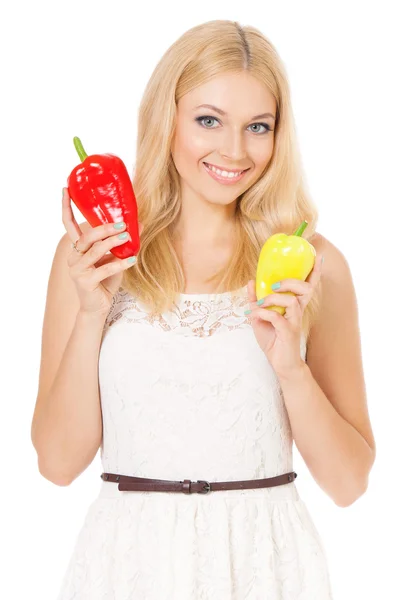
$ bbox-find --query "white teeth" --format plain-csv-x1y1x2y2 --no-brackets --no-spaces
205,163,244,178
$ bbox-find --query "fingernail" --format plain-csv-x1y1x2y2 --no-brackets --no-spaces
256,298,265,305
244,309,252,315
271,282,281,291
127,256,137,264
322,256,324,264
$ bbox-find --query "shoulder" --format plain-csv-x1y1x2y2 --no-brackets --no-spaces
314,230,348,263
307,229,359,357
309,231,354,301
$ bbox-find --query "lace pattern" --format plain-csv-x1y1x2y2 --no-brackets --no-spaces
102,286,248,336
102,287,307,363
106,287,296,339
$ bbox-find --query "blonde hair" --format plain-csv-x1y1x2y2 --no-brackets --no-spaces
121,19,323,343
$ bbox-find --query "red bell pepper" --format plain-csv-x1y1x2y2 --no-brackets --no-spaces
67,137,140,259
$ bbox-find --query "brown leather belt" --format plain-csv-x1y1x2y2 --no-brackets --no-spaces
100,471,297,494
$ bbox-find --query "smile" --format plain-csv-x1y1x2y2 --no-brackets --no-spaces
203,162,250,184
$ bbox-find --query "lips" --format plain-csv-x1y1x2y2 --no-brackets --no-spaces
202,161,250,184
203,162,249,174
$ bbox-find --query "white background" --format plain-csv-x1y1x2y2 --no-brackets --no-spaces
1,1,396,598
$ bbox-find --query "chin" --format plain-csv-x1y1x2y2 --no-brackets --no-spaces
202,192,241,206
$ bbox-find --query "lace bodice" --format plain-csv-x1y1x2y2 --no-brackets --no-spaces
102,285,308,345
97,284,308,485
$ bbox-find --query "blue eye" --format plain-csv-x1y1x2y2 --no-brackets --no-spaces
195,116,273,134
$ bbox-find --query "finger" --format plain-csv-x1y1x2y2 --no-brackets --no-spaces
252,296,302,329
251,303,290,333
92,256,132,285
62,187,83,245
247,279,257,303
306,252,323,285
252,292,298,310
253,294,302,324
269,279,313,296
94,252,119,267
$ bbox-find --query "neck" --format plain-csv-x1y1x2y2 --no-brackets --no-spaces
171,221,236,247
171,181,238,246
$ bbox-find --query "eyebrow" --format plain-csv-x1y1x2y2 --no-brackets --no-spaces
194,104,275,121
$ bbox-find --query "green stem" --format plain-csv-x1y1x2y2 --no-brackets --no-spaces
73,137,88,162
293,220,308,237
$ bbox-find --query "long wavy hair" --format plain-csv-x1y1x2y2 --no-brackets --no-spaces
121,19,323,343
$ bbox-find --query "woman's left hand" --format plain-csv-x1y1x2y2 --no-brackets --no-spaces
246,253,324,378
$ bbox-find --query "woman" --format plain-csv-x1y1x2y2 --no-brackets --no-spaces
31,19,376,599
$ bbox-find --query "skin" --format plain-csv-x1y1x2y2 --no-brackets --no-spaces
170,71,277,250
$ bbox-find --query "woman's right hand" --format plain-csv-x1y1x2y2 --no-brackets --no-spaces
62,187,144,317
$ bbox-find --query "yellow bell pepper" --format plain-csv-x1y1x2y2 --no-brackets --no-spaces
255,220,316,316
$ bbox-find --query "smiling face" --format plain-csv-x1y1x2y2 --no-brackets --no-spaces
171,71,277,208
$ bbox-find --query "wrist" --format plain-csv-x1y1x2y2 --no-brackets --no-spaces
77,308,108,325
275,360,309,384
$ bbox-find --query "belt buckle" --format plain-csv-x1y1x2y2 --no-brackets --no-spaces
196,480,211,494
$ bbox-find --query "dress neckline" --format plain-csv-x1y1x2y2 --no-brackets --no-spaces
177,284,248,301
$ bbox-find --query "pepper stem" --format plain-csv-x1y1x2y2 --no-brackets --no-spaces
293,220,308,237
73,137,88,162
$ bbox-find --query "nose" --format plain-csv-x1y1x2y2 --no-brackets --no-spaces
219,128,248,163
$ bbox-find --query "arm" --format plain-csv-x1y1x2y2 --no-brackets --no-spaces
278,235,376,507
31,222,109,486
31,310,107,485
278,363,375,507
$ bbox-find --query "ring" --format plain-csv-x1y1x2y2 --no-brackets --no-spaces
71,240,84,254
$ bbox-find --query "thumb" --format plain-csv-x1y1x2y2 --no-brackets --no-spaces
247,279,257,303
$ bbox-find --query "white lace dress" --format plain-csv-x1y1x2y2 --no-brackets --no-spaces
56,286,334,599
